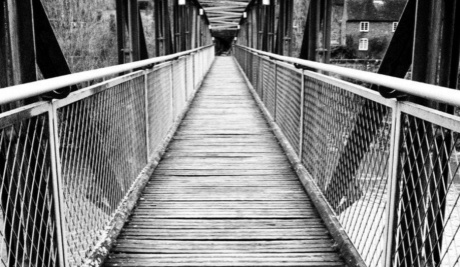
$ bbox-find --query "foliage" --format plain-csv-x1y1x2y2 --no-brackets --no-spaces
368,36,388,59
41,0,117,73
331,45,356,59
331,35,357,59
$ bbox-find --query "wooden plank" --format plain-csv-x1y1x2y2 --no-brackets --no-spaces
124,219,324,228
105,57,343,267
112,240,337,253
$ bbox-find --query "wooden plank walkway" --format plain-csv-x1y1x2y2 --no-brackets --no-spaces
104,57,345,267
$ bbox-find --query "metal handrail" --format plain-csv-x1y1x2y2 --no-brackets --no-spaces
235,45,460,107
0,45,213,105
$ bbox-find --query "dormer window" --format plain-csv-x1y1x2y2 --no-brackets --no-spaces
359,38,369,50
360,22,369,32
392,22,398,32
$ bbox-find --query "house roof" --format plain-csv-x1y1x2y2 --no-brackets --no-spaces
346,0,407,22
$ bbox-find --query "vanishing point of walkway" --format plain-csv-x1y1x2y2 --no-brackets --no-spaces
104,57,345,266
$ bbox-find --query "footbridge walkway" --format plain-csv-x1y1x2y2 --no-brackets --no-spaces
2,45,460,267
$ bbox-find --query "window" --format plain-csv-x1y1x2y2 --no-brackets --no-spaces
392,22,398,32
359,38,369,51
360,21,369,32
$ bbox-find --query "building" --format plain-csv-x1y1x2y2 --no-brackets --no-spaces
337,0,407,58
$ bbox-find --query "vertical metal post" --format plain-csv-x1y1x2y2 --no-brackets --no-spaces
116,0,127,64
48,104,68,267
384,103,402,267
323,0,332,63
0,1,9,89
144,71,150,159
298,70,305,159
5,0,37,86
302,0,319,61
128,0,140,62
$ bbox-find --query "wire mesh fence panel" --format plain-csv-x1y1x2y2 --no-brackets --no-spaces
0,105,60,267
206,49,213,75
235,48,245,75
205,49,214,75
301,74,393,266
185,57,194,100
172,59,187,118
251,54,259,92
55,75,147,266
393,105,460,267
198,51,204,78
203,50,208,76
199,51,204,81
193,54,199,89
146,66,174,155
261,58,277,118
247,52,253,85
235,48,248,78
275,64,302,155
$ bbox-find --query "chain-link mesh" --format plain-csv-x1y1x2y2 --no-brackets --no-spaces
393,108,460,267
252,55,260,94
301,75,393,266
275,64,302,155
172,59,187,118
193,53,200,89
0,105,60,267
146,66,173,154
261,59,277,117
56,75,147,265
185,57,194,100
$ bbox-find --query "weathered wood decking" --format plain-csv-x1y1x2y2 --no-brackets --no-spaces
104,57,344,266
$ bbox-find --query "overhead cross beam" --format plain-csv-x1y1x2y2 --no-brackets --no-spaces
197,0,250,37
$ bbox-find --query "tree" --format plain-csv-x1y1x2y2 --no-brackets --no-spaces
41,0,117,73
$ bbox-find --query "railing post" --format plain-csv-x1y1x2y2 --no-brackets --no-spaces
48,103,68,267
144,70,150,159
299,70,305,159
384,102,402,267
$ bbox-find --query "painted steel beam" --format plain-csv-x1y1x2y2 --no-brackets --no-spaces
0,0,10,89
376,0,416,98
138,9,149,59
34,0,73,98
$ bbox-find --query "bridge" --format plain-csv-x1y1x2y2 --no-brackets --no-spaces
1,0,460,267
